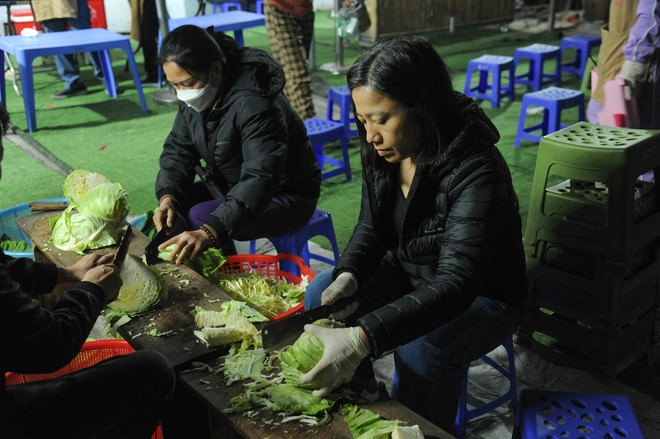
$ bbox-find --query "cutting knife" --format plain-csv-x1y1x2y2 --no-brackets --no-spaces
260,296,358,352
144,222,186,265
112,226,132,270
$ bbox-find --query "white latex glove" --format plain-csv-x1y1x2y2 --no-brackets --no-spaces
299,324,370,397
619,60,649,89
321,271,359,320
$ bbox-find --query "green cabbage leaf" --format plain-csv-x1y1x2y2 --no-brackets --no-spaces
62,169,110,206
50,208,118,254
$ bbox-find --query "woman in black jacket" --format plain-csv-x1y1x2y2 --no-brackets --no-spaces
154,25,321,262
300,35,528,432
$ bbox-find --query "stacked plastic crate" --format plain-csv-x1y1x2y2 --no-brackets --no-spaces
518,122,660,378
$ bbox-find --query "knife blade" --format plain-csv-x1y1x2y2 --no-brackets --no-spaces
144,222,185,265
112,226,132,270
260,296,358,352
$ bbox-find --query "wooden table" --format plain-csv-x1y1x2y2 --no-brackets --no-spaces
181,358,455,439
18,210,455,439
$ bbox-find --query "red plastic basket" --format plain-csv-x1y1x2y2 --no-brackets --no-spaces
219,253,316,320
5,340,162,439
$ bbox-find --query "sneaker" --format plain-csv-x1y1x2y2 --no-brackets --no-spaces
51,82,88,99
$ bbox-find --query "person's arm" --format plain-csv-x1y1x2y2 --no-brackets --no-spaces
0,253,121,373
620,0,660,86
203,96,290,239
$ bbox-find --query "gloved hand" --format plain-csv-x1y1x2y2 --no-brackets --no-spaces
619,60,649,89
299,324,370,397
321,271,359,320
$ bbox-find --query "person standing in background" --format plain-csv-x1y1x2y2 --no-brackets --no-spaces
587,0,660,129
263,0,316,120
130,0,160,86
30,0,103,99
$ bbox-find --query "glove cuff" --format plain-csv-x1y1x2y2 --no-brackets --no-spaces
348,327,370,359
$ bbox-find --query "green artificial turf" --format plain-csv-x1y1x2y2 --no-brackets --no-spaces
0,10,588,252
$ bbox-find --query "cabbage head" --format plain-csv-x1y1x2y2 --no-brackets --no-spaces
63,169,110,206
279,319,344,389
106,254,168,318
50,208,118,254
76,182,130,224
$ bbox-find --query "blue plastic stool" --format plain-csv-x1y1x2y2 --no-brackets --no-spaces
0,198,68,259
516,390,645,439
304,117,352,182
464,55,515,108
391,336,517,439
327,85,358,138
514,43,561,91
212,1,242,13
255,0,263,14
514,87,585,147
560,34,601,83
249,209,340,273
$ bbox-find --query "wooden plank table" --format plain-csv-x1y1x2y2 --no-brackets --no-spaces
181,357,455,439
18,210,455,439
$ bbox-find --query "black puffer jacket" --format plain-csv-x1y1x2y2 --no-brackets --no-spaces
0,251,106,393
155,47,321,238
336,94,528,357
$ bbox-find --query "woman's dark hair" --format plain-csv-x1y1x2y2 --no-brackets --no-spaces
158,25,240,81
347,34,459,166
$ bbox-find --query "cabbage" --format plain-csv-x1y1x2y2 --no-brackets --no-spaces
63,169,110,206
193,300,262,350
341,404,402,439
279,319,344,389
50,208,118,254
76,182,130,224
106,254,168,318
266,384,334,416
52,170,131,253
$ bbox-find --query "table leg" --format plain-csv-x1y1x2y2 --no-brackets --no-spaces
233,30,244,47
97,50,118,98
15,53,37,132
120,42,148,113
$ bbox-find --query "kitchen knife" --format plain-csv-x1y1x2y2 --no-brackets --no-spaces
260,296,358,352
144,222,185,265
112,226,132,270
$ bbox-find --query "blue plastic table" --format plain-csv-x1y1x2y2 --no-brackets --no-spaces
168,10,265,47
0,28,148,132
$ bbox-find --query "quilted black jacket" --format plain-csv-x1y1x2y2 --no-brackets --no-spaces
0,251,106,393
155,46,321,238
336,93,529,357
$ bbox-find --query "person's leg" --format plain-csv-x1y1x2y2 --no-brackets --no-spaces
41,19,84,91
264,4,315,120
393,296,520,433
0,350,175,439
140,0,160,83
70,0,103,78
304,267,334,309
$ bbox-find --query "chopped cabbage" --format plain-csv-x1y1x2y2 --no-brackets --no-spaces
341,404,402,439
105,254,168,318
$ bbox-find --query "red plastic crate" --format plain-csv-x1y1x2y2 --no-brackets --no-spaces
219,253,316,320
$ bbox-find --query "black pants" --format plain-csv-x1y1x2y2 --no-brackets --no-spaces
0,350,175,439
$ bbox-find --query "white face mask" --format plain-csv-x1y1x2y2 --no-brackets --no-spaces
176,83,218,112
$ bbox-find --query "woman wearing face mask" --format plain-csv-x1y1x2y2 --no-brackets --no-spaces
153,25,321,263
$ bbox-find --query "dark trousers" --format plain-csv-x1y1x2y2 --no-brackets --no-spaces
0,350,175,439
